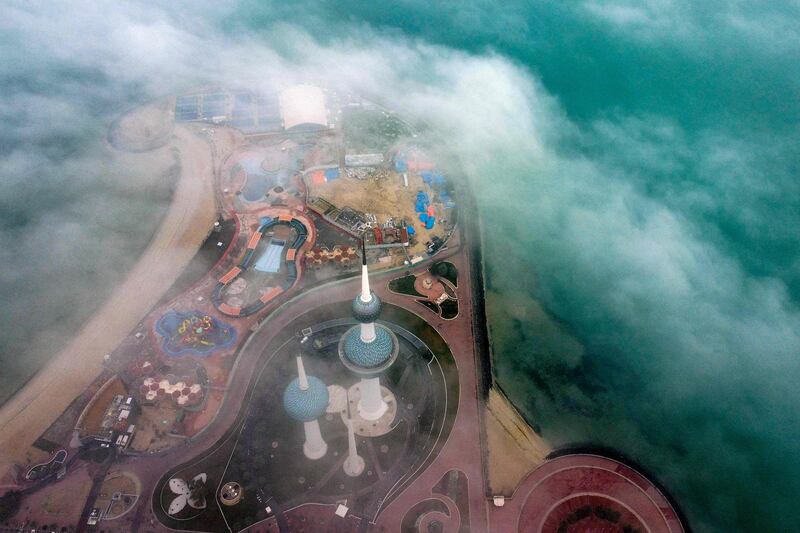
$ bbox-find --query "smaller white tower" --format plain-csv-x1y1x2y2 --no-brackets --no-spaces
342,418,365,477
283,356,329,460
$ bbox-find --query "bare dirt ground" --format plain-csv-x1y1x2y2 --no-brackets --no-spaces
94,470,140,520
485,387,551,495
109,99,174,151
11,461,94,528
0,124,217,478
76,377,126,437
307,170,449,258
130,405,182,453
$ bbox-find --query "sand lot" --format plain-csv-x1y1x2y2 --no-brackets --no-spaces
12,462,94,527
485,387,551,495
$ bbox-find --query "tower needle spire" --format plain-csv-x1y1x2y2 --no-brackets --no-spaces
296,355,309,391
360,236,371,303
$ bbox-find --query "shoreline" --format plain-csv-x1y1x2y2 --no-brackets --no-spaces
484,386,551,495
460,160,553,493
0,125,217,476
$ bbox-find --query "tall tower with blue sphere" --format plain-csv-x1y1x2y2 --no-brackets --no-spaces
338,240,399,421
283,355,329,459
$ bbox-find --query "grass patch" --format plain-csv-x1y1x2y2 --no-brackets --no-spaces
431,261,458,288
416,299,440,315
440,299,459,320
389,274,425,297
342,107,410,153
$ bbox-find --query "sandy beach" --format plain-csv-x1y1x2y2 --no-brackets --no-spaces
484,386,551,495
0,125,217,477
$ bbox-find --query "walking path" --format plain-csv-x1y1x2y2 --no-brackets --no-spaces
374,234,490,532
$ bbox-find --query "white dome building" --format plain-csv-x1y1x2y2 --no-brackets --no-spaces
279,85,328,132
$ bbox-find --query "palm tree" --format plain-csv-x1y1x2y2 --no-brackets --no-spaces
0,490,22,522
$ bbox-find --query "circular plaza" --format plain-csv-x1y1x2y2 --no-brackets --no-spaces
492,453,687,533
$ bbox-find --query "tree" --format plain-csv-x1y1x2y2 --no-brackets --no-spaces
189,477,208,509
0,490,22,522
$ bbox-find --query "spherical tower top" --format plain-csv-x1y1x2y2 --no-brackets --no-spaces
283,375,329,422
342,325,395,369
339,237,399,373
352,291,382,323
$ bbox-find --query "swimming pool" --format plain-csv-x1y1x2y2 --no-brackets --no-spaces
254,238,286,273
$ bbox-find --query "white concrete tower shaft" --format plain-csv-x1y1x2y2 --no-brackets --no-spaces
343,418,365,476
303,419,327,460
297,355,327,460
358,376,387,420
296,356,309,390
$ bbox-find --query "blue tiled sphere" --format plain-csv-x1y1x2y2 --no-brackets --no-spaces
352,292,382,323
282,376,329,422
343,326,394,369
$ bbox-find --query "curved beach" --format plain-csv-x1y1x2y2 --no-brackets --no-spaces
0,125,216,477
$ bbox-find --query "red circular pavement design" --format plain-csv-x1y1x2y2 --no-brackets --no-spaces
540,494,645,532
516,455,685,533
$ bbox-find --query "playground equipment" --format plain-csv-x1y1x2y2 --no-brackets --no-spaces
156,310,236,356
140,375,203,407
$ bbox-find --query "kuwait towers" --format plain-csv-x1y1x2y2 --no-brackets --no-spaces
283,355,329,459
338,241,399,422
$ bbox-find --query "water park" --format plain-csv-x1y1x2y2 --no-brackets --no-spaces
227,146,304,205
212,214,312,317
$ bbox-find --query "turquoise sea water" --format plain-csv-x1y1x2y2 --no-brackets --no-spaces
232,5,800,530
3,2,799,531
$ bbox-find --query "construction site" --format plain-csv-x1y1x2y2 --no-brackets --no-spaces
198,85,458,273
